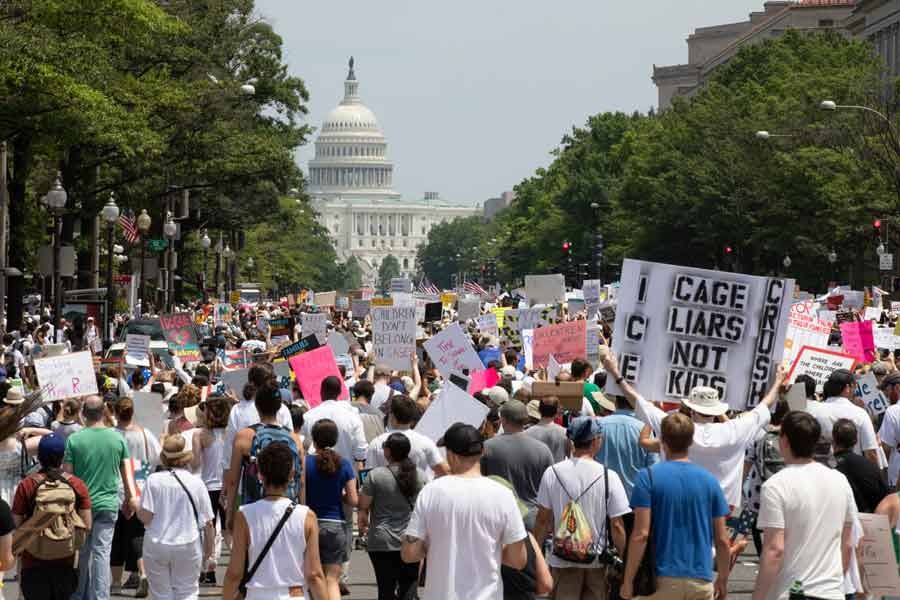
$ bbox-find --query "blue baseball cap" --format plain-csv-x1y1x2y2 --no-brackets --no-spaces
567,416,602,444
38,433,66,464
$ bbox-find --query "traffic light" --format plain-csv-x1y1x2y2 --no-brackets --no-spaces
874,219,883,241
562,241,572,253
724,245,733,255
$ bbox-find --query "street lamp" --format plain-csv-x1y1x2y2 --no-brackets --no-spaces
201,231,211,303
163,212,177,312
878,242,887,256
828,248,837,283
820,100,891,125
222,243,234,298
100,193,119,344
136,209,152,315
247,256,255,280
590,201,603,280
41,172,67,334
755,131,793,141
782,255,792,270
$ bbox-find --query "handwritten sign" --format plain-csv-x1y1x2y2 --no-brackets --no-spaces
351,299,370,319
415,383,490,442
841,320,876,363
457,298,480,321
34,351,99,400
856,371,889,418
787,345,856,385
423,323,483,378
371,306,417,371
476,313,499,337
533,320,587,368
301,313,328,344
784,301,832,365
314,291,336,307
125,334,151,367
525,274,566,306
288,346,348,408
160,313,201,362
467,369,500,395
858,513,900,597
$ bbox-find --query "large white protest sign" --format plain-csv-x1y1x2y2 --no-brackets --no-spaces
608,259,794,409
391,292,414,307
34,351,99,400
390,278,413,294
586,324,602,368
371,306,417,371
855,371,889,418
525,274,566,306
873,327,899,351
351,299,370,319
787,345,856,385
864,307,883,322
221,368,250,395
784,300,832,365
301,313,328,345
327,333,350,357
522,329,534,370
415,383,490,442
457,298,481,322
423,323,483,378
858,513,900,597
273,361,292,390
476,313,499,337
582,280,602,304
125,334,151,366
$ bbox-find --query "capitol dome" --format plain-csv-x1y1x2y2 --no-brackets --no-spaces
307,58,399,198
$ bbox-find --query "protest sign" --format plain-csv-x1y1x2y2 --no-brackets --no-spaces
457,298,480,321
415,383,490,442
533,320,587,368
301,313,329,344
467,369,500,395
281,335,321,360
787,345,856,385
843,290,865,309
568,298,585,315
441,293,457,307
841,320,876,363
423,323,483,378
125,334,151,366
390,278,413,294
864,307,883,322
371,297,393,307
501,306,558,346
221,368,250,396
522,329,535,370
835,311,859,325
34,351,99,400
547,354,563,381
582,280,602,304
327,333,350,357
160,313,201,362
424,302,443,323
476,313,499,337
268,318,292,339
858,513,900,597
414,298,427,323
491,307,507,328
784,301,832,365
392,293,414,307
314,291,336,307
532,381,584,410
219,349,249,371
874,327,898,351
213,303,232,326
525,274,566,306
351,299,371,319
273,361,292,390
855,371,889,418
786,383,807,412
607,259,794,409
586,325,602,368
371,306,417,371
288,346,349,408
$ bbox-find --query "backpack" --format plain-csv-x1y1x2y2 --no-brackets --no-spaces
551,465,606,564
14,470,87,561
240,424,302,504
757,430,785,483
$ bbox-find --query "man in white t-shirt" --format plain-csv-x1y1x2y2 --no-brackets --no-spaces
601,349,784,510
815,369,879,466
878,371,900,486
301,375,368,469
753,411,856,600
365,394,449,479
402,423,528,600
533,416,630,599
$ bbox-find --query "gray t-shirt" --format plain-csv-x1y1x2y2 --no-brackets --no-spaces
526,422,569,463
481,432,555,527
361,465,426,551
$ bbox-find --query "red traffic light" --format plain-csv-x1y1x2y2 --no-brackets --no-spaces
562,242,571,251
724,245,733,255
875,219,882,229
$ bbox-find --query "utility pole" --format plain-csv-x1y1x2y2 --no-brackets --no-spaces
0,142,8,327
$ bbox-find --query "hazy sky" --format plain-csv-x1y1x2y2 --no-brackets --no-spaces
255,0,758,203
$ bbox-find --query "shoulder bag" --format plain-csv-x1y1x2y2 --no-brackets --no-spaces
238,502,296,598
169,469,202,546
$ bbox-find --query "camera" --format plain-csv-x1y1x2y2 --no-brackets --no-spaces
598,548,624,577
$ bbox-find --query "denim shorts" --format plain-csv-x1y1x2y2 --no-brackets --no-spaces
318,520,348,565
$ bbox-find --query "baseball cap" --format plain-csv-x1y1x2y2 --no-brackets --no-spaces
880,372,900,390
38,433,66,464
437,422,484,456
567,416,602,444
499,399,528,423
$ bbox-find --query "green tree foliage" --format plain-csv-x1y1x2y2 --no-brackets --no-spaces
378,255,401,292
341,256,364,290
416,216,488,288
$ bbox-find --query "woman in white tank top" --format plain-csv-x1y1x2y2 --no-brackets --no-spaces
223,442,328,600
191,395,230,585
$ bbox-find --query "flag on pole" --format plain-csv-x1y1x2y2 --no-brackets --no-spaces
463,280,488,296
417,277,441,296
119,209,139,244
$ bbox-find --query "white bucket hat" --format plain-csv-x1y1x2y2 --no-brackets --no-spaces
681,386,728,417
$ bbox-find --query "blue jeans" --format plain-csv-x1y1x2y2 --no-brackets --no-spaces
72,510,117,600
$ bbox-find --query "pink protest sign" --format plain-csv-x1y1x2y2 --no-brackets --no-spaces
468,369,500,395
533,320,587,368
288,346,349,408
840,320,876,363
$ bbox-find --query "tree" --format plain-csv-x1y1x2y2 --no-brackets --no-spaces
378,255,401,292
416,216,488,288
342,256,364,290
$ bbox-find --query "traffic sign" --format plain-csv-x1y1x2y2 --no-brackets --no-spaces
881,253,894,271
147,239,169,252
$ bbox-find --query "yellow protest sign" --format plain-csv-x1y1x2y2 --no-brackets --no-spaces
371,297,394,307
492,307,507,329
230,291,240,305
441,293,457,307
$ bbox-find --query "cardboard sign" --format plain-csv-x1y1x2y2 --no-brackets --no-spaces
858,513,900,597
525,274,566,306
424,302,443,323
533,320,587,368
281,335,321,360
423,323,483,378
34,351,99,400
476,313,499,337
856,371,889,418
371,297,394,307
415,383,490,443
607,259,794,409
787,345,856,385
288,346,349,408
314,291,336,307
125,334,151,367
532,381,584,411
301,313,329,344
371,306,417,371
160,313,201,363
784,301,832,365
268,318,293,339
841,320,876,363
351,299,371,319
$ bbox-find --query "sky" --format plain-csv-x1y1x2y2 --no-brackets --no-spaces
255,0,760,204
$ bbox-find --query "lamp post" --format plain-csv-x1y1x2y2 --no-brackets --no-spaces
163,212,177,312
201,231,211,303
222,243,234,298
42,172,67,334
136,209,152,315
247,256,254,281
590,201,604,281
100,193,119,344
782,255,792,271
214,234,222,301
828,248,837,284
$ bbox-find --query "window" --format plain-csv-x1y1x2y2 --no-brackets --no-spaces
421,226,426,235
818,19,834,27
403,258,409,269
403,239,408,248
371,240,376,248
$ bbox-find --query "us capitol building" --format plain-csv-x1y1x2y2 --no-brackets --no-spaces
307,58,481,285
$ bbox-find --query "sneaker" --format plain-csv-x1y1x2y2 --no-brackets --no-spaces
122,573,140,589
109,584,122,596
135,577,149,598
200,571,217,587
339,581,351,596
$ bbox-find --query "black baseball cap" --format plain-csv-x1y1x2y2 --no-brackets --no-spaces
437,423,484,456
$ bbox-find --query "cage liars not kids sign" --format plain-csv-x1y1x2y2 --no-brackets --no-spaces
607,259,794,409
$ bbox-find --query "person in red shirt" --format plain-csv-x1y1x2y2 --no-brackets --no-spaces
12,433,92,600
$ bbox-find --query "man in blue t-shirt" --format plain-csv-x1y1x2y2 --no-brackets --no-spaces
621,412,731,600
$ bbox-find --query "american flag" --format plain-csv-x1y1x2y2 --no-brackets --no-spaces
463,280,488,296
417,277,441,296
119,209,139,244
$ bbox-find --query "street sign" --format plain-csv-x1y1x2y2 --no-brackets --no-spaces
230,291,240,304
881,253,894,271
147,239,169,252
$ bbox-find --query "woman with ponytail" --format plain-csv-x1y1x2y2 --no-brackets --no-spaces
357,432,425,600
303,419,357,599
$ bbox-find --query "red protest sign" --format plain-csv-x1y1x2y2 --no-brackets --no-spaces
288,346,349,408
532,320,587,368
